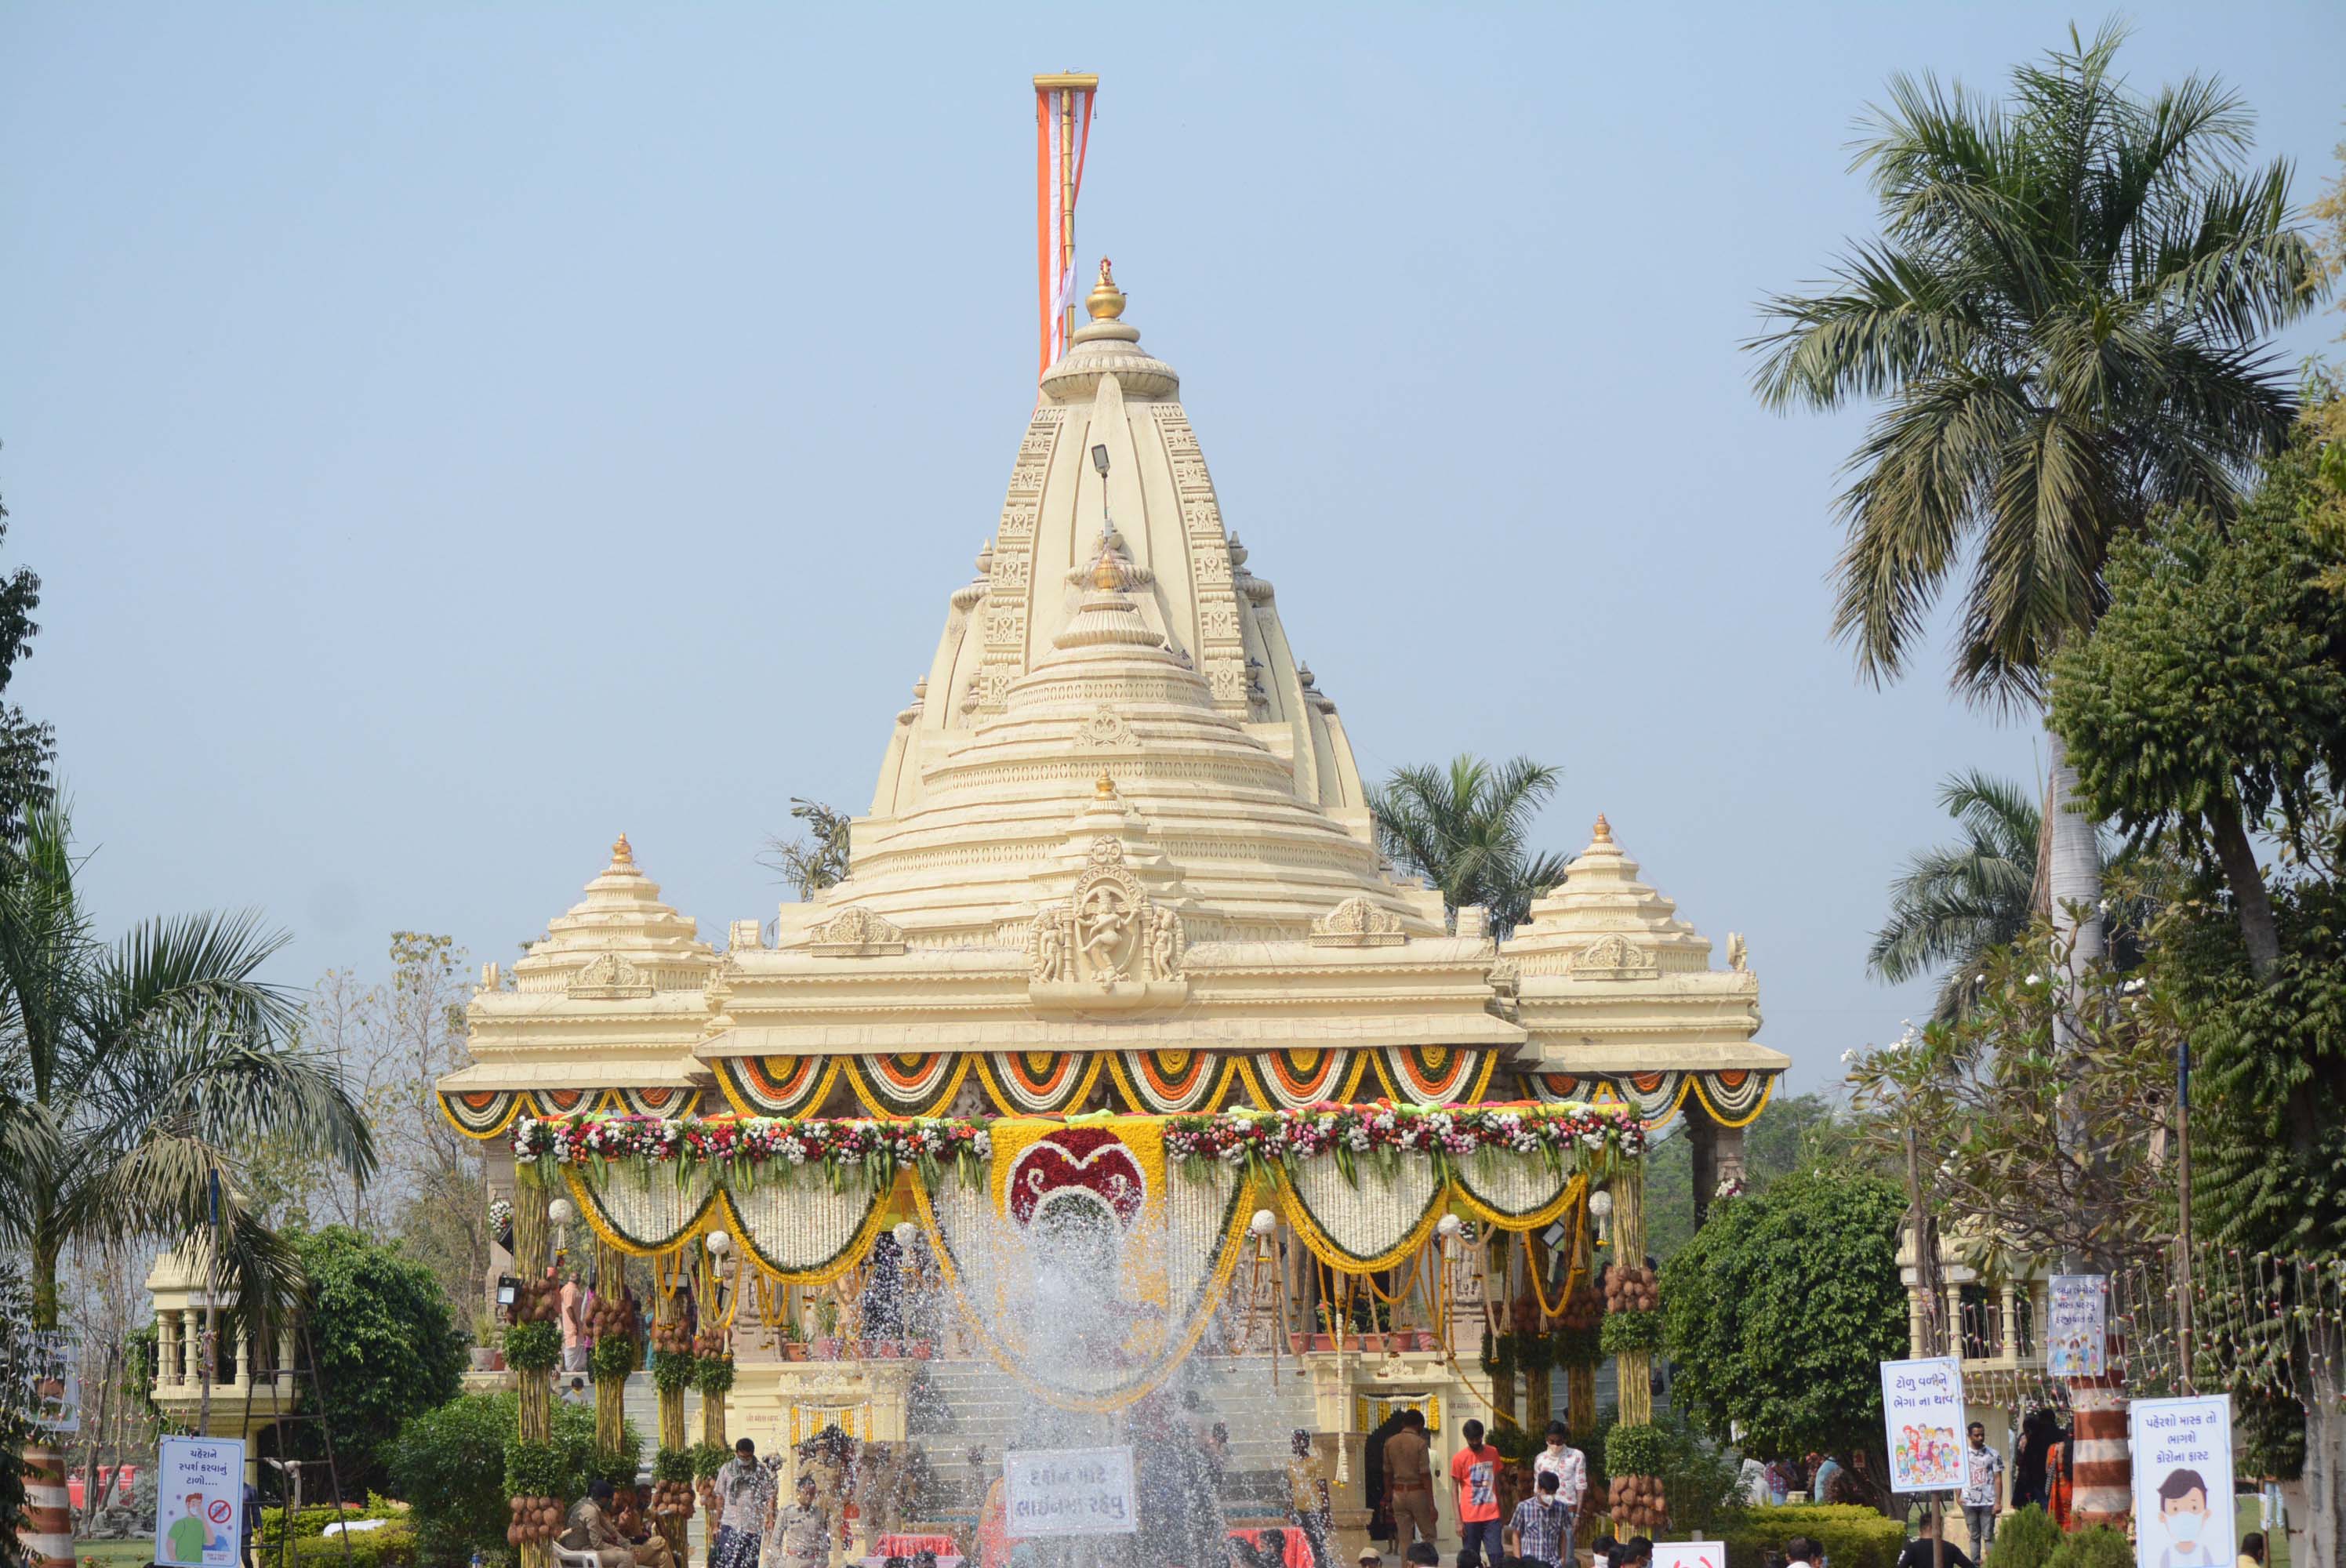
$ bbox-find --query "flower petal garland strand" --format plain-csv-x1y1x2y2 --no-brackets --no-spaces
506,1102,1642,1196
1164,1100,1644,1187
510,1112,993,1192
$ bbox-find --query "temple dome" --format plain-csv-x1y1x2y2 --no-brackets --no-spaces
783,267,1437,950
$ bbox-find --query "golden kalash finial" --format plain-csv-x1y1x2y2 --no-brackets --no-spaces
1095,771,1119,800
1090,546,1124,591
611,833,635,866
1591,815,1613,846
1087,257,1126,321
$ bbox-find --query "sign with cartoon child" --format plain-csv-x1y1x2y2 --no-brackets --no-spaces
1879,1356,1966,1493
2130,1396,2232,1568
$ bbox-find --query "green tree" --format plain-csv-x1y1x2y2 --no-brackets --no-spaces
387,1392,639,1566
0,492,53,837
1659,1167,1909,1462
281,1227,467,1494
2051,438,2346,978
1868,771,2045,1019
1644,1092,1861,1262
0,799,374,1325
1367,755,1569,937
1749,23,2319,1014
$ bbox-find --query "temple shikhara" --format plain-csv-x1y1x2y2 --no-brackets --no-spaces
416,236,1784,1552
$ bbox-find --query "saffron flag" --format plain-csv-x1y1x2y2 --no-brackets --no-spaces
1035,76,1096,378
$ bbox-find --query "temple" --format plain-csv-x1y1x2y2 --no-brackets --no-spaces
433,260,1786,1553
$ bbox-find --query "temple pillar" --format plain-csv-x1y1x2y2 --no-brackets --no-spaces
1688,1109,1747,1228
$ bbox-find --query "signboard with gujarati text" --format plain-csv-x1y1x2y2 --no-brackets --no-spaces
155,1437,244,1568
2130,1396,2232,1568
1002,1446,1136,1537
1879,1356,1965,1494
2046,1276,2108,1377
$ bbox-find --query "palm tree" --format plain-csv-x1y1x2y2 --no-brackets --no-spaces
0,801,372,1566
1367,755,1570,938
1749,24,2319,975
1867,771,2046,1019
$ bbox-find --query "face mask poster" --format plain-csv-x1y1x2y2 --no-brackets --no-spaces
155,1436,245,1568
1879,1356,1966,1493
2131,1396,2232,1568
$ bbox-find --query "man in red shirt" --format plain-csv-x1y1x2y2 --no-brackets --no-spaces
1449,1420,1503,1568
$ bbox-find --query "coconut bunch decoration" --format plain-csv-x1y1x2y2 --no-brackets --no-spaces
509,1276,563,1325
1603,1264,1658,1312
590,1288,641,1345
650,1319,695,1356
1607,1474,1667,1530
651,1479,695,1521
1560,1277,1603,1332
692,1327,728,1358
507,1495,565,1547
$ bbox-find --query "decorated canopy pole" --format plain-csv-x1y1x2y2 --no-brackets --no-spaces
508,1164,557,1568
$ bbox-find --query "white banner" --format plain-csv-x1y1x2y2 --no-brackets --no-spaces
156,1437,245,1568
1653,1544,1723,1568
2131,1396,2233,1568
2046,1276,2108,1377
1879,1356,1966,1493
1002,1447,1136,1537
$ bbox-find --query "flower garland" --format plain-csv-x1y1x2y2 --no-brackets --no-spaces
509,1112,992,1192
1163,1101,1643,1187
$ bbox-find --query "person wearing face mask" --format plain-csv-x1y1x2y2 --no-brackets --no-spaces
2155,1469,2219,1568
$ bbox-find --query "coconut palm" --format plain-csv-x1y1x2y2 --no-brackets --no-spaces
1749,24,2319,972
1367,755,1570,938
0,796,373,1403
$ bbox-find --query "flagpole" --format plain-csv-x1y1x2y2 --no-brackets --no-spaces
1034,73,1097,370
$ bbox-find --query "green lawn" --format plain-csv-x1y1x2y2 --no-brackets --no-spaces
70,1540,154,1568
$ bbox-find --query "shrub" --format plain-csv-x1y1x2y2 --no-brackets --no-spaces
652,1448,694,1485
261,1497,406,1548
651,1352,695,1396
385,1392,640,1566
1600,1309,1665,1355
2043,1527,2134,1568
503,1323,561,1374
694,1356,735,1398
1605,1422,1669,1478
1722,1504,1905,1568
289,1522,418,1568
589,1334,637,1384
1985,1504,2063,1568
689,1443,730,1482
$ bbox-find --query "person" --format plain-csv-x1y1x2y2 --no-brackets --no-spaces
1589,1535,1619,1568
1530,1424,1585,1566
560,1269,589,1374
1896,1511,1976,1568
2239,1533,2267,1568
2152,1468,2217,1568
1407,1548,1441,1568
1383,1410,1438,1559
242,1479,260,1568
971,1447,1013,1568
565,1477,675,1568
1289,1429,1333,1568
1961,1422,2003,1552
709,1438,771,1568
767,1473,831,1568
1810,1454,1845,1507
1504,1470,1571,1568
1847,1450,1891,1515
564,1377,590,1406
1619,1538,1654,1568
2044,1425,2074,1532
1359,1549,1383,1568
1450,1420,1504,1568
1782,1538,1821,1568
2011,1410,2054,1511
165,1490,213,1564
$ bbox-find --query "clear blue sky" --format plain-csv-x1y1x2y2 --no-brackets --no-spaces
3,4,2340,1092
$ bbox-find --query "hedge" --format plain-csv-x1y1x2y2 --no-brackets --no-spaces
1985,1505,2062,1568
288,1523,419,1568
261,1497,407,1548
1720,1505,1905,1568
2043,1527,2134,1568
